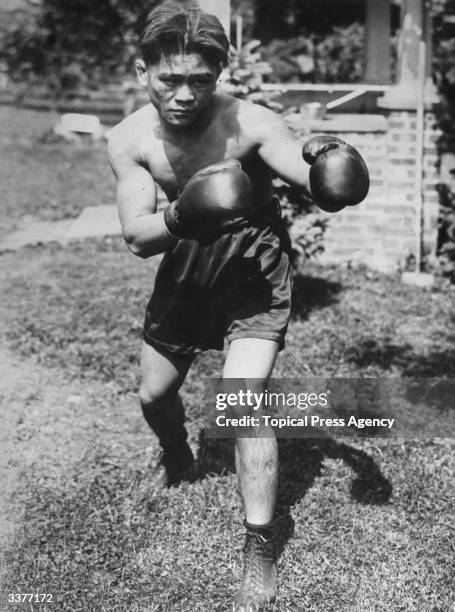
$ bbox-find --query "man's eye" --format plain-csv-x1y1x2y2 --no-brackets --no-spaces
192,78,211,87
161,77,180,85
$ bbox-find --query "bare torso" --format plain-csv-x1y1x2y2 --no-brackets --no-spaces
112,93,274,207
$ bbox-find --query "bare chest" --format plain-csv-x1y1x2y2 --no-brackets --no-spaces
141,127,254,199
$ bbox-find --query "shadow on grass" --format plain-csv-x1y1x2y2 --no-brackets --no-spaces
345,338,455,412
197,433,392,558
291,273,342,320
345,337,455,377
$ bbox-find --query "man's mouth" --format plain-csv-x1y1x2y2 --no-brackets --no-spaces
170,109,194,117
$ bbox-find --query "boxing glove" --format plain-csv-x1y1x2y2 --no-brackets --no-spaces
302,135,370,213
164,160,254,244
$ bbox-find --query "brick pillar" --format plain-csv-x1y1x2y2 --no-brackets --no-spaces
385,110,441,261
376,0,440,269
384,111,420,261
322,130,391,269
285,111,441,272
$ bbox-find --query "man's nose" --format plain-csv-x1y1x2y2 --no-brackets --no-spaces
175,84,195,103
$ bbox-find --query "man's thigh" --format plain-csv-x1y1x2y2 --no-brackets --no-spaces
140,341,194,399
223,338,279,379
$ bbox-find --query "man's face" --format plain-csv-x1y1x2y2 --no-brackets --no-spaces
136,53,219,129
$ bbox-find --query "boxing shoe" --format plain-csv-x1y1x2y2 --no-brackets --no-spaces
150,440,195,489
233,520,277,612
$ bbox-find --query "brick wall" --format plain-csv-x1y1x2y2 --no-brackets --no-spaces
286,110,441,271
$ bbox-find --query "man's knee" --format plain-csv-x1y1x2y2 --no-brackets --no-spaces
138,380,172,410
139,341,192,411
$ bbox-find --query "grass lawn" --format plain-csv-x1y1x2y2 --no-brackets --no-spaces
0,106,115,236
0,106,454,611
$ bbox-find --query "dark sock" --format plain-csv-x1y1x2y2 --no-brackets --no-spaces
244,519,275,536
141,401,188,450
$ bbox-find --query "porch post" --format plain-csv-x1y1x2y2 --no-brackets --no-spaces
197,0,231,37
365,0,391,84
379,0,437,108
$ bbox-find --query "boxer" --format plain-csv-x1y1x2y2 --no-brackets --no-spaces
108,1,369,609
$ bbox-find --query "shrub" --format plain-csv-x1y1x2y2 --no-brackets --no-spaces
219,40,282,111
1,0,156,96
432,1,455,279
433,1,455,152
436,184,455,281
273,179,328,264
261,23,365,84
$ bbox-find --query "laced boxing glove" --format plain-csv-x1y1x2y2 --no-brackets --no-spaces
302,135,370,213
164,160,254,244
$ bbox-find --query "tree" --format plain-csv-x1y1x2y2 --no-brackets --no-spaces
251,0,365,44
2,0,158,93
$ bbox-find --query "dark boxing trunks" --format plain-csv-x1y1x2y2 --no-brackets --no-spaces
143,199,293,354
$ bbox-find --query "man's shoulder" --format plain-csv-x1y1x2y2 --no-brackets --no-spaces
108,104,157,155
214,94,282,143
231,97,283,136
216,93,276,120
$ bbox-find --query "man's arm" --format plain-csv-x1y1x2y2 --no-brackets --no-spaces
247,104,369,212
249,105,312,194
107,133,177,258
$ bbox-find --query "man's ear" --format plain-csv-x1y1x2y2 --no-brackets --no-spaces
135,59,148,87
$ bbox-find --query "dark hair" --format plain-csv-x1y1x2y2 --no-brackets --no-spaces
139,0,230,69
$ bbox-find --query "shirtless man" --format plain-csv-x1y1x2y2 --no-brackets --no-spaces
108,2,369,609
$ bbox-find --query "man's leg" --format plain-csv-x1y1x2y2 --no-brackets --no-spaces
139,341,194,486
223,338,279,525
223,338,279,611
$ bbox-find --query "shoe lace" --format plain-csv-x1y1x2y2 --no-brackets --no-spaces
242,529,275,592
